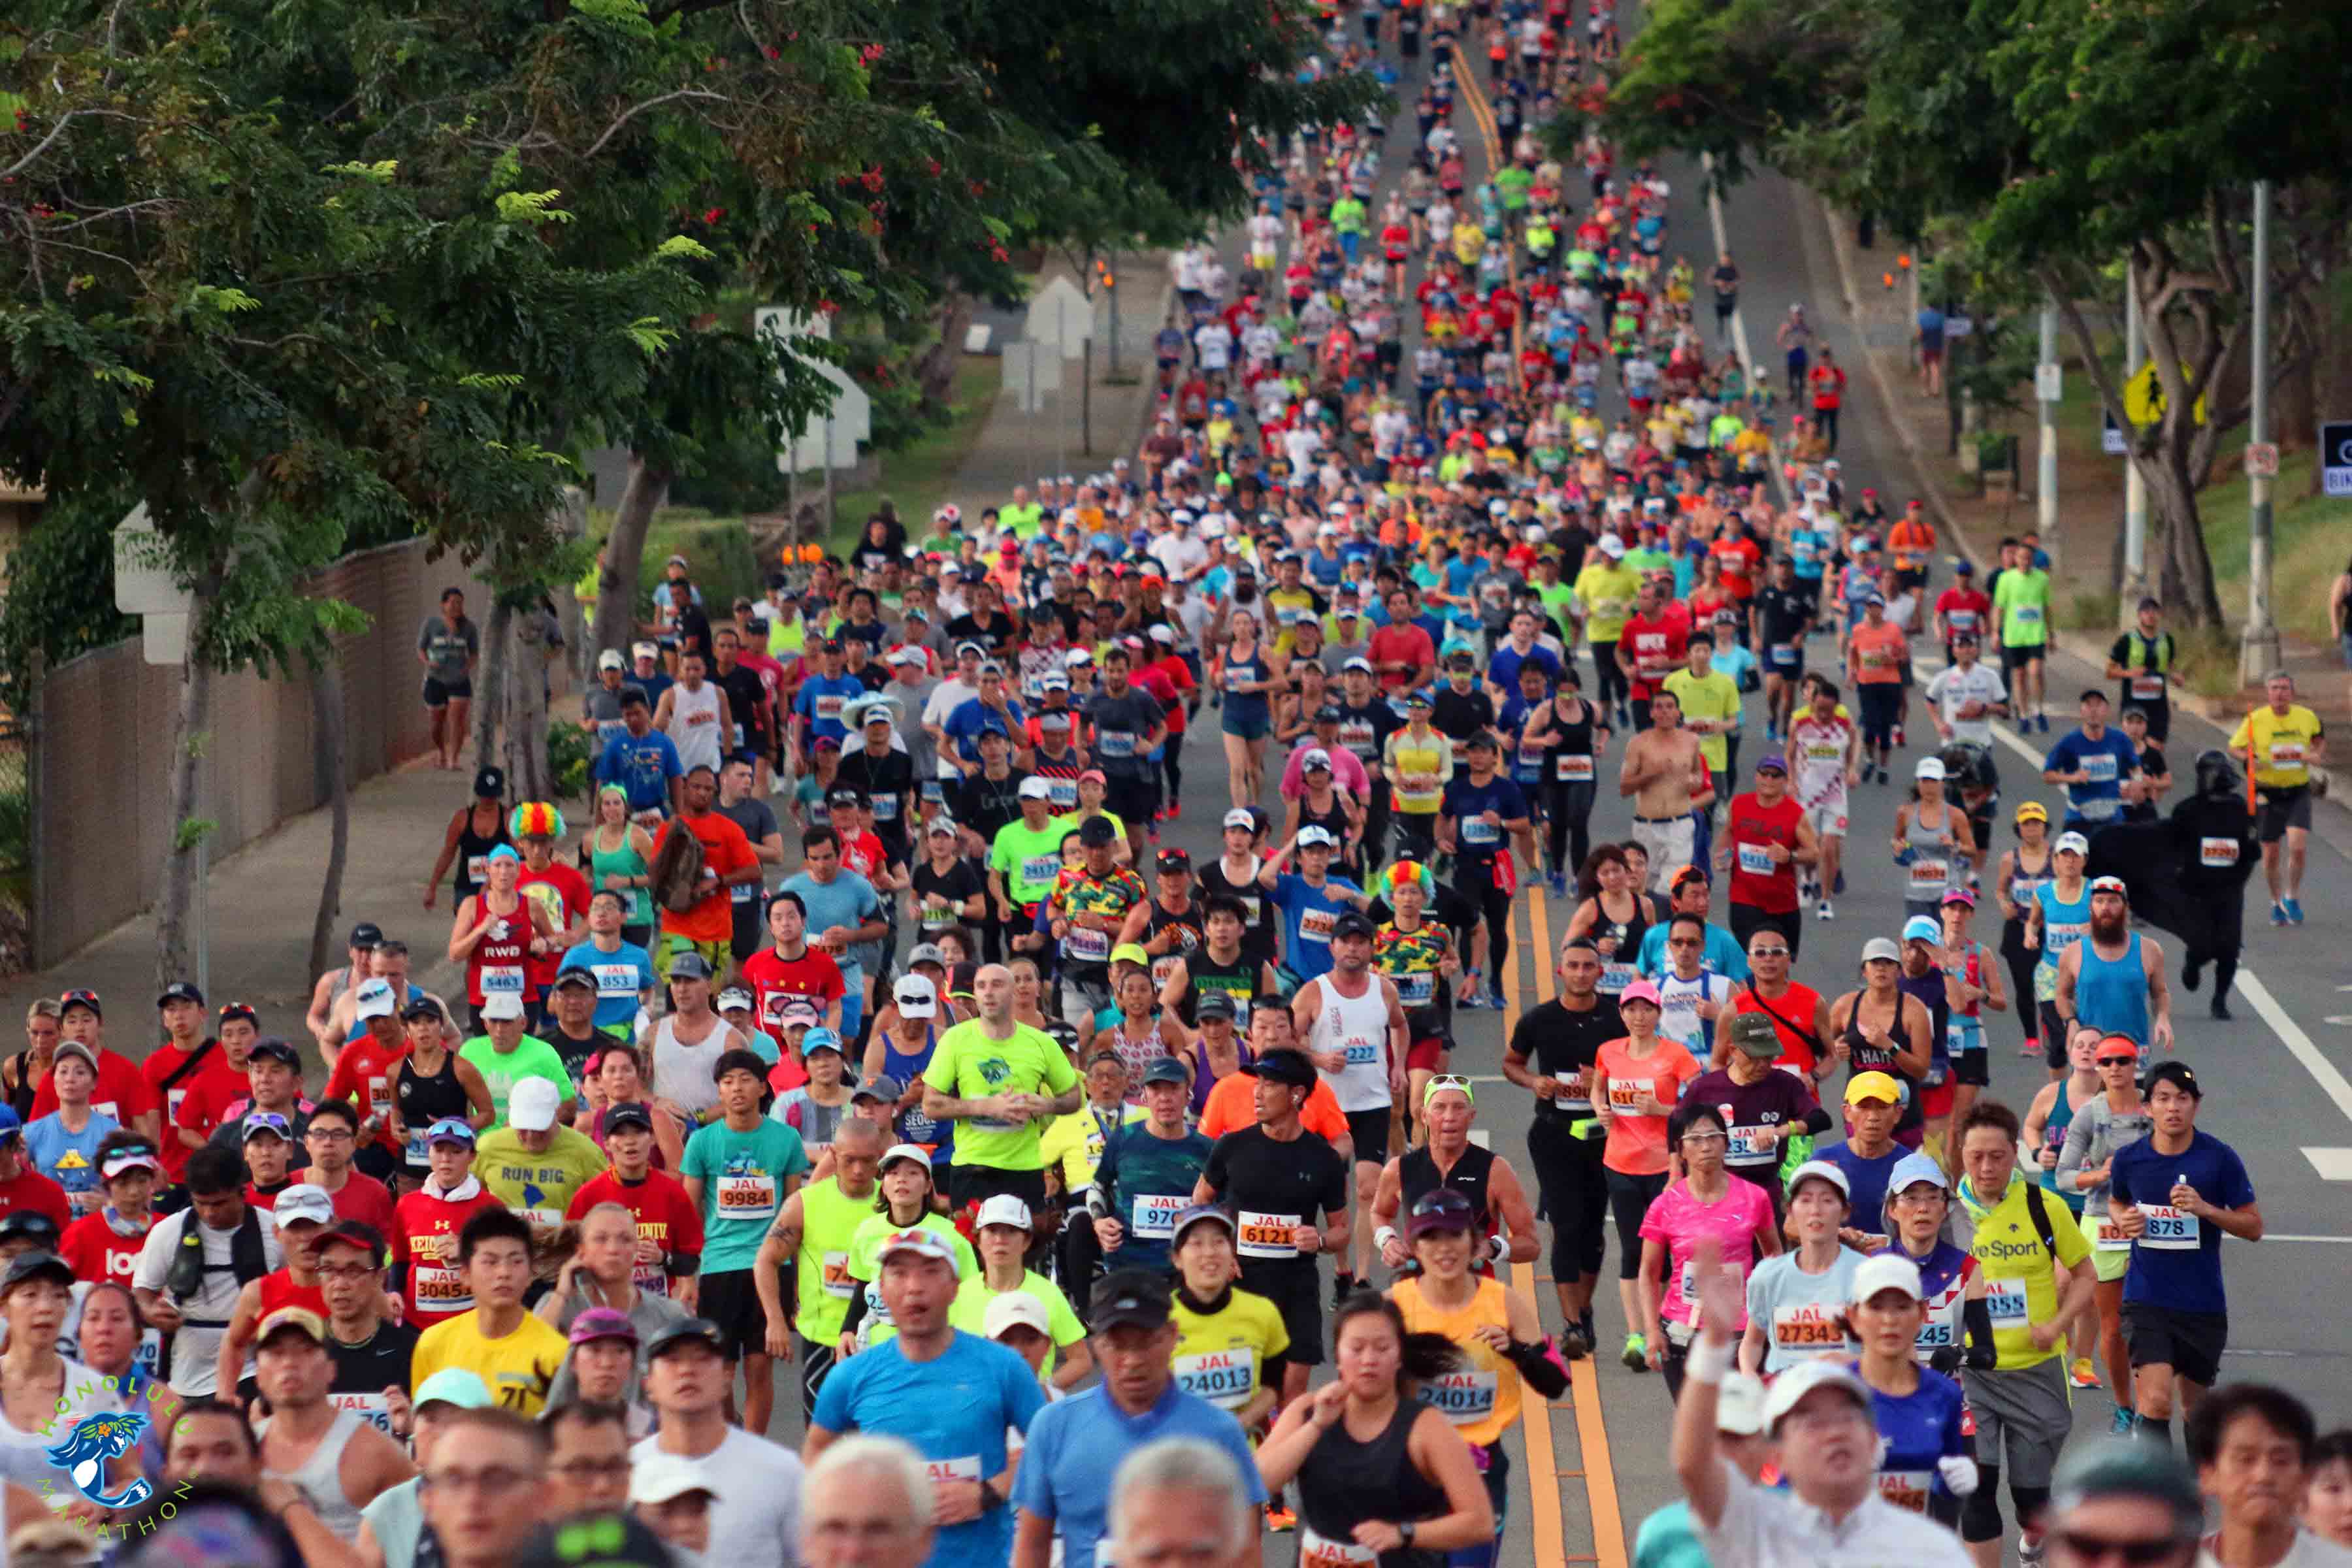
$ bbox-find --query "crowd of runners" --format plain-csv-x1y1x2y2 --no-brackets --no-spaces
0,1,2345,1567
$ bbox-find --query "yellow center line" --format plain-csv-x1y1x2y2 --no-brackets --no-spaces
1449,61,1527,392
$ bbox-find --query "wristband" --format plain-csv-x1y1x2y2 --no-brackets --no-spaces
1688,1336,1733,1386
1374,1225,1399,1250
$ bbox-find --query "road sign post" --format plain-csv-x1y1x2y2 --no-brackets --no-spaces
2241,180,2280,685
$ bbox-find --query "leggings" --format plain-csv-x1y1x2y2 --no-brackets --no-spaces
1960,1468,2050,1545
1857,682,1901,753
2001,939,2040,1043
1546,780,1595,877
1394,809,1439,868
1456,867,1511,987
1590,640,1629,712
1363,785,1394,877
796,1336,836,1422
1605,1168,1669,1281
1162,742,1183,804
1526,1116,1609,1286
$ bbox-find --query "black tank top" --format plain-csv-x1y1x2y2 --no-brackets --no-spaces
1195,860,1277,967
1296,792,1352,845
5,1051,36,1120
393,1050,472,1169
1179,949,1261,1029
1297,1399,1450,1567
1545,702,1597,776
1401,1143,1496,1226
452,808,510,901
1144,901,1205,992
1844,991,1924,1137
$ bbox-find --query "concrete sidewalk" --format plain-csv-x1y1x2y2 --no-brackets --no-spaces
0,759,485,1046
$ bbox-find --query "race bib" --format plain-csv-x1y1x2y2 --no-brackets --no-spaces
1020,855,1062,887
820,1249,855,1298
1098,729,1138,759
1914,1318,1955,1351
2082,754,2117,783
715,1171,778,1222
413,1264,472,1315
2136,1203,2199,1250
1047,776,1079,808
923,1456,981,1488
2199,837,2240,868
1736,843,1775,877
1341,1036,1379,1068
405,1132,430,1168
1607,1079,1647,1111
1236,1210,1301,1259
1725,1123,1776,1162
871,794,899,822
591,962,639,998
2093,1214,2132,1252
1420,1369,1499,1426
1599,962,1635,994
329,1390,395,1435
1173,1348,1256,1409
1878,1471,1933,1514
1131,1193,1188,1241
1771,1307,1847,1354
1300,1527,1379,1568
1986,1278,2029,1326
1299,909,1337,945
1907,858,1950,894
480,966,525,996
2270,740,2306,767
466,854,491,887
2014,605,2044,626
1393,972,1435,1007
1463,817,1500,845
1554,754,1594,781
1064,925,1113,964
814,694,845,720
2131,676,2164,700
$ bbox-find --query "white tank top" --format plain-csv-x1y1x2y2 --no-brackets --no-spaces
653,1013,727,1119
665,680,725,774
1312,972,1394,1113
262,1407,367,1543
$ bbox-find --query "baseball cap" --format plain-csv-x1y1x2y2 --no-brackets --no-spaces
602,1102,654,1134
1405,1188,1478,1239
1785,1160,1851,1202
1598,534,1626,557
1861,936,1902,964
246,1036,302,1068
1716,1371,1769,1437
666,951,715,981
1018,776,1056,801
1170,1205,1234,1247
798,1028,843,1059
1222,808,1255,830
2089,875,2129,899
894,974,938,1019
1296,824,1339,849
101,1145,163,1181
272,1183,335,1228
400,996,444,1024
1078,817,1119,847
1901,915,1942,944
1155,846,1192,873
1618,979,1662,1009
54,1039,99,1073
906,942,949,970
2055,830,2090,855
550,970,598,997
254,1305,329,1348
479,991,527,1022
1914,756,1946,781
508,1076,562,1133
1844,1071,1903,1107
2047,1441,2204,1529
315,1220,384,1264
240,1109,293,1143
1850,1252,1925,1306
629,1454,723,1511
878,1143,933,1175
351,978,398,1022
57,988,101,1019
1089,1269,1174,1331
975,1194,1034,1232
598,648,625,672
424,1116,476,1149
1884,1152,1952,1206
1942,886,1978,908
0,1250,74,1297
2015,800,2050,825
1109,942,1152,971
983,1291,1052,1341
1760,1359,1873,1433
875,1228,962,1274
851,1073,904,1105
1194,990,1237,1022
1724,1011,1780,1058
643,1318,728,1361
0,1105,25,1144
1139,1057,1190,1088
1299,747,1333,772
157,981,205,1009
566,1306,640,1348
413,1368,493,1411
1239,1047,1316,1087
713,986,753,1012
1754,753,1788,775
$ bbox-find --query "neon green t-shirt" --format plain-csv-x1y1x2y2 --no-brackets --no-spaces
1573,562,1642,642
921,1020,1080,1172
990,818,1068,906
1959,1173,2091,1369
949,1268,1088,1375
1993,568,2052,648
1662,668,1741,772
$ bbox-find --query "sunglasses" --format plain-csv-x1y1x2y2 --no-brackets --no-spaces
2052,1531,2193,1567
1426,1074,1475,1095
1749,946,1789,958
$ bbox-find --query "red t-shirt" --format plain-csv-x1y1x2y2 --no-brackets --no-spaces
1724,791,1805,915
653,812,757,944
319,1169,399,1241
140,1038,217,1180
564,1169,704,1299
1709,536,1762,600
324,1035,411,1154
0,1168,69,1229
740,945,847,1037
59,1209,155,1286
32,1047,156,1130
1934,587,1992,640
391,1183,509,1327
519,863,593,994
1367,623,1436,690
173,1057,259,1153
1619,612,1687,698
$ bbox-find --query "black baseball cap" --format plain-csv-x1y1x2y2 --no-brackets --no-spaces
400,996,444,1024
218,1002,259,1028
1077,817,1119,847
603,1102,655,1134
1088,1269,1174,1331
1331,910,1377,941
157,981,204,1009
1239,1047,1317,1087
348,922,384,951
1140,1057,1191,1088
643,1318,727,1360
1194,991,1238,1021
246,1037,301,1068
0,1211,59,1247
1154,847,1192,872
549,970,598,994
473,766,506,799
57,989,101,1019
0,1250,74,1297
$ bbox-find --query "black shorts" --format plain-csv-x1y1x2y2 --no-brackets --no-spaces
421,676,472,707
1344,1107,1394,1168
2001,642,2046,676
1240,1262,1326,1366
2039,1002,2070,1068
2123,1301,2227,1388
1103,776,1161,826
1952,1045,1991,1086
696,1268,768,1362
949,1164,1049,1214
2255,785,2311,841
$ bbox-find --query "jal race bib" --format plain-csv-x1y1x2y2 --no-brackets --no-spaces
1771,1307,1847,1355
1393,971,1435,1007
1098,729,1138,759
715,1171,778,1223
2131,675,2165,700
1599,962,1636,994
1020,854,1062,888
1986,1278,2029,1326
2093,1214,2132,1252
1300,1527,1379,1568
1236,1210,1301,1259
1173,1348,1257,1409
480,966,525,996
1725,1122,1777,1162
329,1390,396,1435
2135,1203,2200,1250
1130,1193,1188,1241
1064,925,1113,964
591,962,639,998
1907,858,1950,894
1420,1369,1500,1426
820,1249,855,1298
1299,909,1337,945
2270,739,2306,767
413,1263,472,1315
1878,1471,1933,1514
1046,775,1079,808
1554,753,1595,781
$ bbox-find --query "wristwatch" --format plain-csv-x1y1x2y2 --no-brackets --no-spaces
1399,1521,1417,1548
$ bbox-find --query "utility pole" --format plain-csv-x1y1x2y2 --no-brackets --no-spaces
2037,296,2060,568
2240,180,2281,683
2119,259,2149,619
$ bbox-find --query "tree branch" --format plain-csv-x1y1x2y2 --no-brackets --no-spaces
0,109,146,182
580,90,734,158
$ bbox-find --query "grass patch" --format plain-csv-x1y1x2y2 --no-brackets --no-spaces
2064,590,2119,632
800,356,1004,555
583,504,765,614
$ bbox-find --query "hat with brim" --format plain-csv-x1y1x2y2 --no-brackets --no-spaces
1239,1047,1316,1087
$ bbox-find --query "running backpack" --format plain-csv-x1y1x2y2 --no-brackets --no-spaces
648,823,707,914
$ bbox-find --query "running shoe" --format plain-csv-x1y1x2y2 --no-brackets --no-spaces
2110,1406,2138,1437
2211,996,2232,1021
1559,1321,1592,1360
1580,1309,1597,1348
2070,1358,2100,1390
2019,1036,2040,1058
1265,1499,1298,1533
1548,872,1567,898
2181,959,2202,992
2271,902,2290,926
1622,1331,1648,1372
1488,986,1505,1010
1333,1273,1355,1312
2285,898,2306,925
2037,714,2051,734
1894,725,1907,747
2020,1531,2048,1568
1816,901,1835,921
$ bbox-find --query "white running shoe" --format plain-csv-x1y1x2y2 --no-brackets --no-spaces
1816,902,1835,921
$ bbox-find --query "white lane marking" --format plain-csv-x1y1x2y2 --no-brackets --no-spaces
2296,1146,2352,1181
1913,629,2352,1133
2262,1234,2352,1244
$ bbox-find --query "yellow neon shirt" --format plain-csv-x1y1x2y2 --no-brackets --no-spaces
2228,704,2323,790
1959,1174,2090,1370
411,1310,569,1416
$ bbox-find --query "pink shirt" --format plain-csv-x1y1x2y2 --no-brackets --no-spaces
1639,1176,1777,1329
1280,743,1372,802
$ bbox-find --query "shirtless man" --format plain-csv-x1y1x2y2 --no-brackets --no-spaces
1618,690,1714,896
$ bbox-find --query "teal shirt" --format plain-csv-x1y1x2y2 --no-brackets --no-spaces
681,1117,811,1273
1634,1501,1713,1568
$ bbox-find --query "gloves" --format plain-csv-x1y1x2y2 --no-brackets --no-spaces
1937,1455,1980,1498
1927,1345,1963,1377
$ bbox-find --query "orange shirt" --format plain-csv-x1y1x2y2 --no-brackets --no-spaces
652,810,757,943
1847,620,1908,685
1595,1037,1701,1177
1198,1071,1352,1145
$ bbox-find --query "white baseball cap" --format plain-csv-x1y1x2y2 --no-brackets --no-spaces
894,974,938,1019
630,1452,722,1507
975,1194,1034,1232
1716,1371,1769,1437
1850,1252,1925,1307
1017,776,1056,801
272,1183,336,1229
984,1290,1053,1341
1222,808,1255,830
352,979,397,1021
508,1075,562,1134
1759,1359,1874,1433
1914,756,1946,781
479,992,526,1022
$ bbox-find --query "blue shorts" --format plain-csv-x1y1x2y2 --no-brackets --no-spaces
1221,712,1271,742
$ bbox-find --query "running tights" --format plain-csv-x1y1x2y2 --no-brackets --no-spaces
1590,640,1628,713
1457,870,1511,991
1605,1168,1668,1281
1527,1118,1609,1287
1546,781,1595,879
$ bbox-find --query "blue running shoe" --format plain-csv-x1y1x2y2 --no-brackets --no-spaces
2272,902,2290,926
2110,1406,2137,1437
2285,898,2306,925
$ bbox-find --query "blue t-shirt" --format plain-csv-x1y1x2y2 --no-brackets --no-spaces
811,1331,1047,1568
1634,920,1752,985
2042,728,2140,825
557,939,658,1030
779,870,883,989
680,1118,809,1274
2108,1129,2253,1315
794,674,868,751
1857,1358,1971,1503
594,730,682,813
24,1111,121,1207
1441,774,1527,863
1490,642,1563,694
943,696,1028,763
1012,1382,1267,1568
1268,873,1364,983
1825,1141,1909,1229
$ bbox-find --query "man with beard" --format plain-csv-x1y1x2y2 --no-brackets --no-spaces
2055,876,2173,1071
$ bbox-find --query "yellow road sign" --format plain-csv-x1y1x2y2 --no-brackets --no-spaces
2123,361,2206,425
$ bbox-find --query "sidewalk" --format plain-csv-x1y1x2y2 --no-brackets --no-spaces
949,252,1174,498
0,759,483,1051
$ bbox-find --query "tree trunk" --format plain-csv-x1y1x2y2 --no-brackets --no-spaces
472,599,512,777
155,563,225,990
913,293,973,412
592,455,670,662
2144,451,2227,628
507,599,553,802
307,656,350,981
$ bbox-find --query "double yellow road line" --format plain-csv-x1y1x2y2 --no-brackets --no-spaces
1448,56,1529,389
1501,885,1627,1568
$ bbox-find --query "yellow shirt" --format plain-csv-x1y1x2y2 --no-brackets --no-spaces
2228,703,2323,790
1037,1101,1144,1191
1662,668,1742,772
1391,1275,1521,1446
1169,1285,1290,1416
1960,1175,2090,1370
474,1126,610,1225
1384,727,1454,814
411,1310,569,1416
1573,562,1642,643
